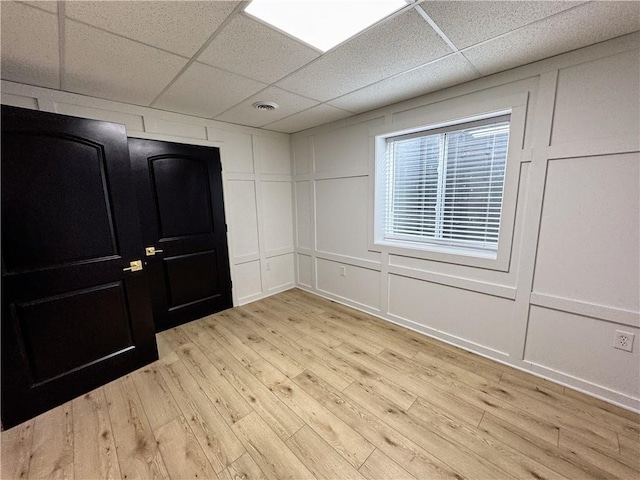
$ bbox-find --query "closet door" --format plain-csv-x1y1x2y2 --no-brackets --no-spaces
1,106,157,429
128,138,232,332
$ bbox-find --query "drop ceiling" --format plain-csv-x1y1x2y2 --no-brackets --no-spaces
1,1,638,134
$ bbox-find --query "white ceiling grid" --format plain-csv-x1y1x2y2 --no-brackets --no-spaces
1,0,639,133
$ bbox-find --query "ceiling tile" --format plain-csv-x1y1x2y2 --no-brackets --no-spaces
65,20,188,106
198,14,321,84
329,55,479,113
65,1,240,57
263,104,353,134
22,1,57,13
275,8,452,102
154,62,267,119
421,1,585,50
215,87,318,128
463,1,640,76
1,2,59,88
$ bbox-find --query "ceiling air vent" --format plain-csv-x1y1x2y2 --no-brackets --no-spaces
253,101,279,111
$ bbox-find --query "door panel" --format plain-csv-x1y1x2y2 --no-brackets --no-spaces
1,106,158,429
14,282,133,382
151,156,214,238
129,138,232,331
164,250,220,308
2,133,118,270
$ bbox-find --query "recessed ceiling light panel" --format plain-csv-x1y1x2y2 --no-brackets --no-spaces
244,0,407,52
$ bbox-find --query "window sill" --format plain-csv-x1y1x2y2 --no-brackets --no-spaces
377,239,497,259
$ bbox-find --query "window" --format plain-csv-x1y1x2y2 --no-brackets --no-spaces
376,114,510,258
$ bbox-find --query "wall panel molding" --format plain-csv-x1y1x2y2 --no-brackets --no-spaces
388,265,517,300
315,251,381,271
265,247,295,258
547,136,640,160
530,293,640,328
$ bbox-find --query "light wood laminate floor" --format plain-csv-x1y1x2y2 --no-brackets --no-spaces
2,289,639,479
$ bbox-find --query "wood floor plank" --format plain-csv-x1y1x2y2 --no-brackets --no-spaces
158,359,245,472
264,294,379,353
276,295,384,354
215,309,305,378
564,387,640,423
103,375,169,480
231,412,315,480
155,333,175,362
408,339,505,383
174,342,253,426
358,449,416,480
293,370,467,480
291,290,507,384
281,291,424,359
201,344,304,440
5,289,637,480
201,316,263,366
479,413,616,480
72,388,120,480
260,296,345,349
321,344,416,410
409,397,565,480
272,290,326,315
378,348,562,445
345,347,484,427
558,430,639,479
320,310,419,358
296,290,506,380
1,419,34,480
500,371,565,395
157,327,192,352
618,434,640,470
500,371,640,442
224,452,268,480
481,379,619,451
154,416,218,480
249,359,375,468
237,305,355,390
273,328,416,409
285,426,367,479
411,350,494,390
180,320,225,354
131,364,181,431
344,381,514,479
28,402,74,480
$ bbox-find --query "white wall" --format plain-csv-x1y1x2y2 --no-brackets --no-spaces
291,33,640,411
3,34,639,412
1,81,296,306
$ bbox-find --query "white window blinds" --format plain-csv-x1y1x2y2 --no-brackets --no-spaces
382,115,510,253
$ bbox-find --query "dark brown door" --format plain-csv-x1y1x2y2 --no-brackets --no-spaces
128,138,232,332
1,106,158,429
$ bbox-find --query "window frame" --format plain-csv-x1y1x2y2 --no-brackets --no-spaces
368,93,528,272
382,114,511,256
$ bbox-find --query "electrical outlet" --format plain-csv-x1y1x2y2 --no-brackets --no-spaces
613,330,635,352
340,266,347,277
266,262,271,271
